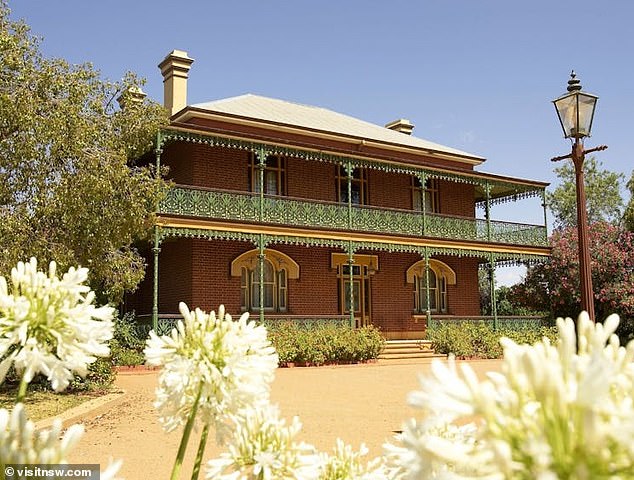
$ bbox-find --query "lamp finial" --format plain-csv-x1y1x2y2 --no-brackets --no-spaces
567,70,582,92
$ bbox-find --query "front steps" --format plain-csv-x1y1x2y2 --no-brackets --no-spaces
379,340,442,361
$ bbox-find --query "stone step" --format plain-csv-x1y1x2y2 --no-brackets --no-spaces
379,340,441,360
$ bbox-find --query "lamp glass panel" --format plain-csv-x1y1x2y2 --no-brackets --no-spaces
554,92,598,138
576,93,597,137
554,94,577,138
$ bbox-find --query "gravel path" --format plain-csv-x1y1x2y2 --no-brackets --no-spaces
68,359,501,479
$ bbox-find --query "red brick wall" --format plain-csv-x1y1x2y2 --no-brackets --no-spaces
191,239,248,313
287,159,336,202
436,255,481,316
438,180,475,217
371,251,420,333
368,171,411,209
161,142,477,216
275,245,340,314
158,239,194,313
192,146,249,191
126,239,482,333
162,142,193,185
162,143,249,190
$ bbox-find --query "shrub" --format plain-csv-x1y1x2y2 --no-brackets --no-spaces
68,357,116,392
428,321,558,359
110,311,146,366
267,322,384,365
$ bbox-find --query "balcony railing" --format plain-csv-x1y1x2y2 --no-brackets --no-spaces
159,186,548,247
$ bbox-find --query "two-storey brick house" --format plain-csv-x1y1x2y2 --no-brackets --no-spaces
125,50,550,339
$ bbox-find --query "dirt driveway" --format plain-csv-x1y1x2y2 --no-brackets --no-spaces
68,359,501,479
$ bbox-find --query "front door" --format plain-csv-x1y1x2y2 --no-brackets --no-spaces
340,264,371,328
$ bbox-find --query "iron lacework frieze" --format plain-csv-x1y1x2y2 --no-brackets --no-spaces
156,226,550,265
159,186,549,248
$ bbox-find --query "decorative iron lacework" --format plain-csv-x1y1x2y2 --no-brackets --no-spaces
157,128,545,201
428,316,548,330
476,189,544,208
258,316,353,329
159,187,549,247
158,227,260,245
157,226,548,263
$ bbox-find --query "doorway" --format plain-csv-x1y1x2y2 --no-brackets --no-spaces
332,253,378,328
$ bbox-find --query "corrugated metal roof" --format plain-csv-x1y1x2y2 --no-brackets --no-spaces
187,94,484,161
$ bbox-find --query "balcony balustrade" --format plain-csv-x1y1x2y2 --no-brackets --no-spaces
159,186,548,247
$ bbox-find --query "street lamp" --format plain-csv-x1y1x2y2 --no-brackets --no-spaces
552,71,607,321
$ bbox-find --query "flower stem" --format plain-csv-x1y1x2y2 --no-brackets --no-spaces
15,374,29,404
190,423,210,480
170,383,203,480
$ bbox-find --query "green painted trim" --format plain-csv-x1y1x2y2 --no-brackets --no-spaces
152,226,161,332
346,240,355,328
258,234,265,324
424,247,432,326
488,253,498,330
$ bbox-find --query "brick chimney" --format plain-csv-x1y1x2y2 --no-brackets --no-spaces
158,50,194,116
385,118,414,135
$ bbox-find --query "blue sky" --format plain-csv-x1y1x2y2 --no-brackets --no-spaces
9,1,634,284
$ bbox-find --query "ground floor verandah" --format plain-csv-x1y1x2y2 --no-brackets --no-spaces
125,225,549,339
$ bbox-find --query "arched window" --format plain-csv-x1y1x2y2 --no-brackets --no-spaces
406,259,456,314
231,249,299,313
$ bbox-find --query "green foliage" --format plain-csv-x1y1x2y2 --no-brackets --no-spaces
479,268,545,316
514,222,634,320
0,2,169,304
267,323,384,365
428,322,558,359
547,157,624,229
110,312,146,366
68,357,116,392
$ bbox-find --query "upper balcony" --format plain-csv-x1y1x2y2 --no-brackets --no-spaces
159,185,548,248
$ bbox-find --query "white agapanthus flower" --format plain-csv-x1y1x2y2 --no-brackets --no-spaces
386,312,634,479
205,404,320,480
144,302,278,435
0,403,121,479
0,258,114,392
319,438,385,480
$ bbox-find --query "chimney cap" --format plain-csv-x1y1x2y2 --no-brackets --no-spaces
158,50,194,77
385,118,414,135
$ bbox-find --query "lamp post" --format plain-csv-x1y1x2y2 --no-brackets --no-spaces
551,71,607,321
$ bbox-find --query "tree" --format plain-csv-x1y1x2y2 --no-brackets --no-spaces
512,222,634,321
625,171,634,232
547,157,624,229
0,2,168,302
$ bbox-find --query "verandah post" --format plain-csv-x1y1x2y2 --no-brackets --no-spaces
541,189,549,242
347,241,355,329
419,171,428,236
152,131,163,332
152,226,161,332
258,234,265,324
346,160,353,230
485,180,492,242
257,147,266,222
489,253,498,330
424,247,432,329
